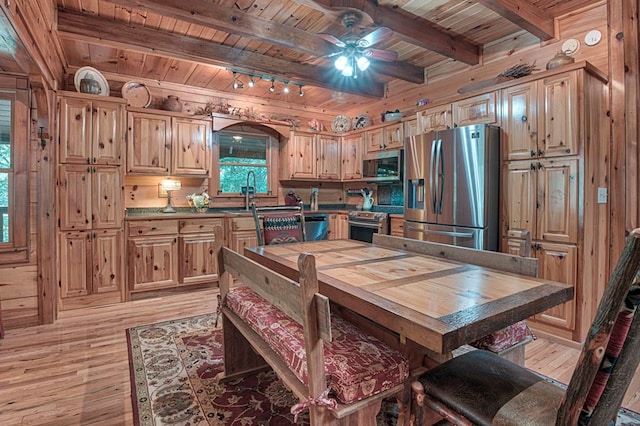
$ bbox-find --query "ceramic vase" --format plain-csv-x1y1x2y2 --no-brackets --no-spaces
162,95,183,112
546,52,575,70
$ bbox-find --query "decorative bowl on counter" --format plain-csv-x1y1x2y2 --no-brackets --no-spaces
186,192,210,213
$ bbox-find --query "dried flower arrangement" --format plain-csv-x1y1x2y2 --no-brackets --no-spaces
457,62,539,94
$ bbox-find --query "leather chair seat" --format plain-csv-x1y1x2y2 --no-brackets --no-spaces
419,350,565,425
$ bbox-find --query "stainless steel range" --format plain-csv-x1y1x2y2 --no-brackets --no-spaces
348,211,389,243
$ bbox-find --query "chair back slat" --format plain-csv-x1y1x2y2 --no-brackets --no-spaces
557,229,640,425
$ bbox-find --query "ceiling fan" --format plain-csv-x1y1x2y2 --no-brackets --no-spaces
318,12,398,78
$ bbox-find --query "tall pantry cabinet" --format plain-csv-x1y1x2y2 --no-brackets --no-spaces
57,92,126,310
500,63,609,342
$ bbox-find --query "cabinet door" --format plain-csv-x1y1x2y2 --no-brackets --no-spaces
328,213,349,240
92,229,122,294
92,166,123,229
417,104,452,133
453,92,497,127
390,216,404,237
59,164,92,230
537,158,578,244
228,231,258,253
128,235,179,291
383,122,404,150
59,231,91,297
317,135,341,180
341,135,362,180
404,119,418,139
179,234,219,285
533,242,577,330
127,112,171,174
501,83,537,161
286,132,317,179
59,97,91,164
365,127,384,153
92,100,123,165
538,72,578,157
501,161,536,240
172,117,211,176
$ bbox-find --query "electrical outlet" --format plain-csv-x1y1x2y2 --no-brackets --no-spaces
597,187,608,204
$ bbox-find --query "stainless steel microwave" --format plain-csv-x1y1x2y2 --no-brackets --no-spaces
362,150,402,182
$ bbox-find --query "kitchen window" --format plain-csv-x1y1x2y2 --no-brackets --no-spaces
214,126,277,198
0,91,29,263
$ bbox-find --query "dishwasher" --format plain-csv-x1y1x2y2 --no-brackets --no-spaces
304,213,329,241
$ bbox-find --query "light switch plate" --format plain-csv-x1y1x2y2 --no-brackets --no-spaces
597,187,608,204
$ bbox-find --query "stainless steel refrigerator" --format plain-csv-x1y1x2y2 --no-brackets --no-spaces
404,124,500,250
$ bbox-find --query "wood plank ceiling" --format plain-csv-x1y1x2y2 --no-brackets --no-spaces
49,0,601,110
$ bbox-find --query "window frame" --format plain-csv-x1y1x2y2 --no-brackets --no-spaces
0,90,29,264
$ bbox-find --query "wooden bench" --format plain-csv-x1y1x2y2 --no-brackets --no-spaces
372,234,538,366
214,226,410,425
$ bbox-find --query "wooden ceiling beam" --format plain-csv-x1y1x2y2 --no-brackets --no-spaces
474,0,556,40
57,11,385,98
98,0,424,84
302,0,481,65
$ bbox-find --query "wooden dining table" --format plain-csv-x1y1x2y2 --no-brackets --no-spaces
244,239,573,367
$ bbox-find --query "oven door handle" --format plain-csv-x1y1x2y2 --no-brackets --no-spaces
349,220,382,229
406,225,473,238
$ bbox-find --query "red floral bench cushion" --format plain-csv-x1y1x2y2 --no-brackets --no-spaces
470,320,530,353
226,285,409,404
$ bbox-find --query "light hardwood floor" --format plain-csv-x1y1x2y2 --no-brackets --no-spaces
0,288,639,425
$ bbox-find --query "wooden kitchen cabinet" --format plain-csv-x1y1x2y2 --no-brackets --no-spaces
364,121,404,154
178,218,224,285
59,93,125,165
341,134,362,180
126,109,211,176
59,229,123,308
389,215,404,237
127,220,179,292
59,164,123,230
317,134,341,180
280,131,317,180
227,216,259,252
417,104,452,134
452,91,498,127
502,158,578,244
328,213,349,240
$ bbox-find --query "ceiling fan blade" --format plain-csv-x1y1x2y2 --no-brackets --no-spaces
364,48,398,62
318,33,346,48
357,27,393,48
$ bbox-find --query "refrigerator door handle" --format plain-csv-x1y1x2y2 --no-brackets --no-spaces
406,225,474,239
436,139,444,214
429,140,438,214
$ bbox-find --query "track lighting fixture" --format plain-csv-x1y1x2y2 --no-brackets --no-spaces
232,72,244,89
298,85,304,97
227,69,302,95
269,79,275,92
248,76,255,88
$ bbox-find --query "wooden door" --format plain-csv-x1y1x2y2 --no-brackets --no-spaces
365,127,384,153
91,166,123,229
533,242,577,331
452,92,497,127
178,234,219,285
92,100,123,165
501,160,537,240
317,135,340,180
172,117,210,176
538,71,578,158
59,231,91,298
59,164,92,231
383,122,404,150
126,111,171,174
128,235,178,292
537,158,578,244
417,104,452,133
341,135,362,180
287,131,317,179
92,229,122,294
328,213,348,240
501,82,538,161
59,97,91,164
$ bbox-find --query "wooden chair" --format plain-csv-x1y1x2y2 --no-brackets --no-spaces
411,228,640,425
251,201,306,246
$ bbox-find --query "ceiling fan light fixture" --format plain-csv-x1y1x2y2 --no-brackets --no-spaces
357,56,370,71
335,55,348,71
341,63,354,77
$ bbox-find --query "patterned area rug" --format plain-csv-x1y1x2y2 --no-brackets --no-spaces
127,314,398,425
127,314,640,426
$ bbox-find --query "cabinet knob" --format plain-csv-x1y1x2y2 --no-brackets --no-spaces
537,148,543,156
530,150,536,157
521,115,527,122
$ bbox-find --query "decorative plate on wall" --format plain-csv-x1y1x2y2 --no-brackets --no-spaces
74,66,110,96
122,81,152,108
352,114,372,130
331,114,351,133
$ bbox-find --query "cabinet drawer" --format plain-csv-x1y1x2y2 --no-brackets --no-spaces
230,216,257,232
179,218,224,234
127,220,178,236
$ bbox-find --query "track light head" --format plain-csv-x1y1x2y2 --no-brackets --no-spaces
298,85,304,97
269,79,275,92
283,83,290,94
248,76,255,87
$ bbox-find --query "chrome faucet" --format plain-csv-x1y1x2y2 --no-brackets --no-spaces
245,170,257,210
